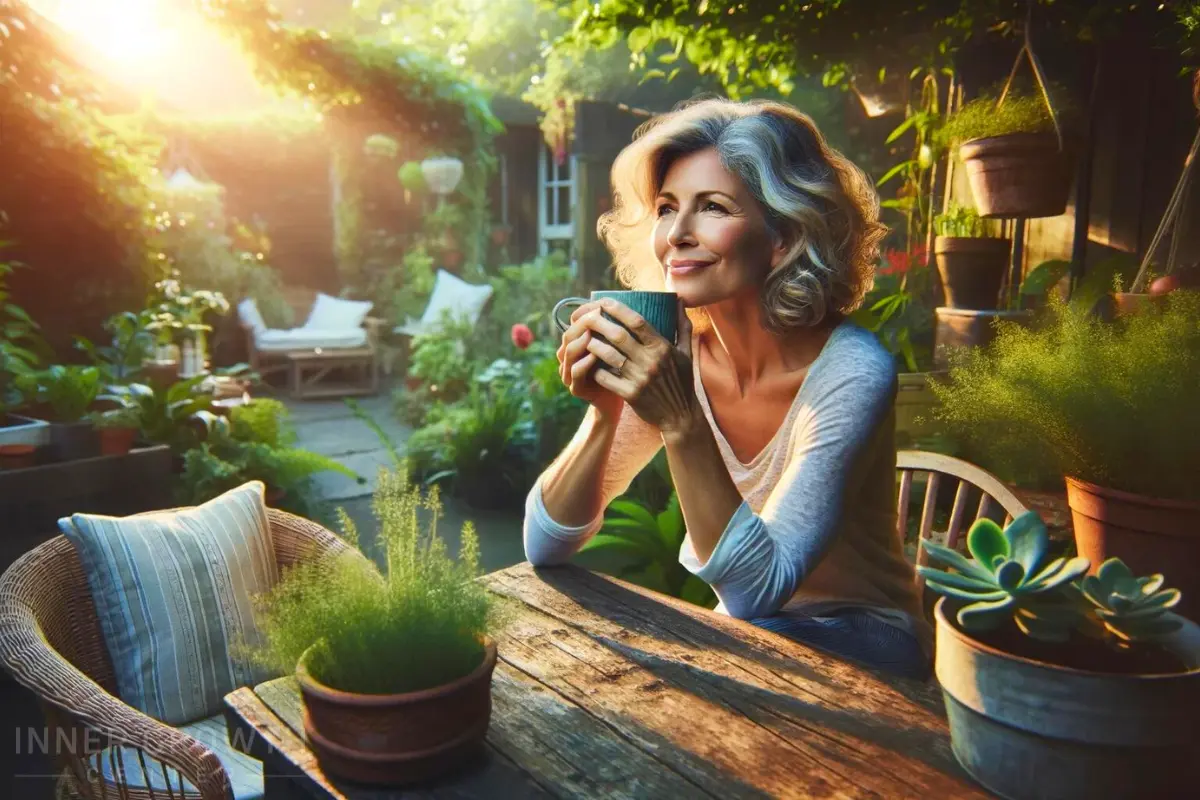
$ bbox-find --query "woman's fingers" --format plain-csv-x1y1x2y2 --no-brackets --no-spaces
592,363,635,400
568,352,598,388
577,309,650,361
585,335,628,374
569,301,602,324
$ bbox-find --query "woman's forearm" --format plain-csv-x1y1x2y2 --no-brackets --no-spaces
539,406,622,527
661,414,745,564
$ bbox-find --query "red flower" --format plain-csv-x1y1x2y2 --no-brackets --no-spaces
879,246,928,277
511,323,534,350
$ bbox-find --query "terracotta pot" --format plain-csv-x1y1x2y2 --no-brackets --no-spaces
960,133,1073,219
98,426,137,457
933,308,1033,370
1066,477,1200,621
489,225,511,246
934,236,1011,309
298,639,497,786
0,444,38,469
142,360,181,389
1111,292,1166,316
933,598,1200,800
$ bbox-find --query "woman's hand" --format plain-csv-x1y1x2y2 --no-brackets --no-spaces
557,301,625,421
578,298,699,437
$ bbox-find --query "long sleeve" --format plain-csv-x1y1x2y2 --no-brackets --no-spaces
523,406,664,565
679,337,897,620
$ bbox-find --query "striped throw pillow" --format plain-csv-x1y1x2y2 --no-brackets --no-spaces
60,481,279,725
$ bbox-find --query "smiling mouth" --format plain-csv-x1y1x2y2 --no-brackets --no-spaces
667,260,715,275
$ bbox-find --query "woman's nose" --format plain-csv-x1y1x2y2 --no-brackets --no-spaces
667,214,696,248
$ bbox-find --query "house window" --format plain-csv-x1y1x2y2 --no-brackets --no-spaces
538,145,576,267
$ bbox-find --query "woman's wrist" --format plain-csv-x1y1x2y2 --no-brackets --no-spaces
659,407,708,448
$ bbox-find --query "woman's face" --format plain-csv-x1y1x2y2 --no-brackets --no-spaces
652,147,784,307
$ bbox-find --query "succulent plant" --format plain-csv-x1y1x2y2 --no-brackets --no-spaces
919,512,1089,641
1080,558,1183,643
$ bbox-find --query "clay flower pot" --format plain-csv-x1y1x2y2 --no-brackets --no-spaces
934,236,1011,309
1065,477,1200,622
960,132,1073,219
98,426,137,457
0,444,38,470
297,639,497,786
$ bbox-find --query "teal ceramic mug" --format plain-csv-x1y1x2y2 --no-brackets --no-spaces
552,290,679,345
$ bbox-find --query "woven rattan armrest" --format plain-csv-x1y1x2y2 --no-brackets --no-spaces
0,540,232,799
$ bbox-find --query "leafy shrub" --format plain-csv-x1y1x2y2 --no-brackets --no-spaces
579,490,717,609
16,365,103,422
251,468,501,695
931,291,1200,501
178,399,357,520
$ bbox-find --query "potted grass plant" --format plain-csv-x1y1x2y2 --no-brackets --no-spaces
919,513,1199,800
251,467,504,786
931,290,1200,618
933,203,1010,309
941,91,1074,218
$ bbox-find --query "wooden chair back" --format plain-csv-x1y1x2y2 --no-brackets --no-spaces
896,450,1029,589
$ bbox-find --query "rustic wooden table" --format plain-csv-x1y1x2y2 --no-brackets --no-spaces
224,563,991,799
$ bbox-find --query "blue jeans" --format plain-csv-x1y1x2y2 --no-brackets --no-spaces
749,610,931,681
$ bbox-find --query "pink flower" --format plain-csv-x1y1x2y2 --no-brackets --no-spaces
511,323,534,350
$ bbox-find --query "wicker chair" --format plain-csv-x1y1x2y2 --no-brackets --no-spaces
0,509,351,800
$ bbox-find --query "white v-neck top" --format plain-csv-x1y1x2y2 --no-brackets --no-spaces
524,321,931,652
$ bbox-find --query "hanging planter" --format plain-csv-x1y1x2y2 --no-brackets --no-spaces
943,25,1074,219
960,132,1072,218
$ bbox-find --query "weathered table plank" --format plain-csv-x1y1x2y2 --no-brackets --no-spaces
226,563,992,799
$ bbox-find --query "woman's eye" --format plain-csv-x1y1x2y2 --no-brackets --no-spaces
655,204,674,217
704,201,727,214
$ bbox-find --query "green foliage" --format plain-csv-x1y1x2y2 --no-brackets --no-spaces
397,162,427,193
99,377,226,454
0,6,162,336
934,203,1001,238
849,267,936,373
75,311,156,385
148,184,290,328
919,513,1088,641
178,399,358,520
920,514,1183,648
581,491,717,609
15,365,103,423
931,291,1200,501
938,91,1062,146
0,242,46,410
252,468,500,695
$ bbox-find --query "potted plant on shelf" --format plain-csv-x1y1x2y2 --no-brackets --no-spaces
90,405,139,456
15,365,103,461
932,203,1010,310
930,290,1200,617
941,90,1074,218
0,246,50,449
919,513,1199,800
251,467,503,786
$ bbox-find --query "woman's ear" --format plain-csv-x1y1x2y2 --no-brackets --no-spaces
769,233,793,271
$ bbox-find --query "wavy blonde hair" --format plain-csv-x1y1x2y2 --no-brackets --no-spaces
598,98,887,331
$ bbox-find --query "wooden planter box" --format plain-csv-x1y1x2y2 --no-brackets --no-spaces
0,445,174,578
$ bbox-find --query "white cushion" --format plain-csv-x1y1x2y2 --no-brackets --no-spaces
237,298,267,334
303,293,373,331
395,270,493,336
254,327,368,351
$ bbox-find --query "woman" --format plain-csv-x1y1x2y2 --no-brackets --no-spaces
523,98,931,679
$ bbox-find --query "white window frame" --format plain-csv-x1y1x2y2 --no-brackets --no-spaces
538,145,577,258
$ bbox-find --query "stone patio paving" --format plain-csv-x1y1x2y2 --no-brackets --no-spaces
285,390,528,574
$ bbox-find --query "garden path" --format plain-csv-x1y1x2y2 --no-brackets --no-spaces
284,393,527,574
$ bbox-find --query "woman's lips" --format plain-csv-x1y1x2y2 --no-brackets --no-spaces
667,260,714,276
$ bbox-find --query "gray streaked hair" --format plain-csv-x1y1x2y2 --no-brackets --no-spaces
598,98,887,331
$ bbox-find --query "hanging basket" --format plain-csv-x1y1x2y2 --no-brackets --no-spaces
960,133,1073,218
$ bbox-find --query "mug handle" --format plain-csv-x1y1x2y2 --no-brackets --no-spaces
552,297,591,333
